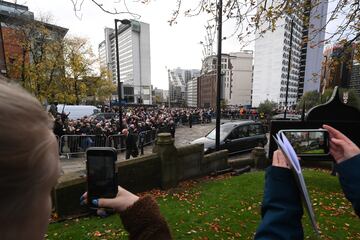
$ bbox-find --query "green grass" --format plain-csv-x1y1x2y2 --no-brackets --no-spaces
47,169,360,240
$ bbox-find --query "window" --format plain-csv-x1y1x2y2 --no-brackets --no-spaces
228,128,239,140
249,124,264,136
238,126,249,138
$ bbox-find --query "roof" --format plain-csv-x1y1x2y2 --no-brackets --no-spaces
221,120,256,127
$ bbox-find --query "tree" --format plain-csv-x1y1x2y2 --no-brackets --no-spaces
62,36,97,104
321,88,360,110
5,17,66,103
258,100,277,116
296,91,320,112
220,99,228,110
85,68,116,104
72,0,359,51
296,88,360,112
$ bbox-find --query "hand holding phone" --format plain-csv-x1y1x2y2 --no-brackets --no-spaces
323,125,360,163
86,147,118,208
81,186,139,213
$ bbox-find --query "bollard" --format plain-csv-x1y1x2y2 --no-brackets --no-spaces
251,147,268,170
156,133,178,189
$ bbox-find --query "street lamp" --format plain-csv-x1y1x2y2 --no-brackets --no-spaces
114,19,131,131
215,0,223,151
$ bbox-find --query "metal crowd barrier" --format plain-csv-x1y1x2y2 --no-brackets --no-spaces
58,130,157,158
59,134,108,158
107,134,126,151
142,129,157,146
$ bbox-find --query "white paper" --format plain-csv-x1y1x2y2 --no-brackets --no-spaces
274,132,320,235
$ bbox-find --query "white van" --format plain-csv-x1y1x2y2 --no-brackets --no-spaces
57,105,100,120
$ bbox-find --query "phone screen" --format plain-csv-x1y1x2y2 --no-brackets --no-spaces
281,130,329,155
87,148,117,202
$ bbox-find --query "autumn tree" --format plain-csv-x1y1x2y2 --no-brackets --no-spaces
61,37,97,104
5,16,67,102
60,36,114,104
84,67,116,104
70,0,359,51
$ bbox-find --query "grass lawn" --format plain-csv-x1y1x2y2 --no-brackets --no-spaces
47,169,360,240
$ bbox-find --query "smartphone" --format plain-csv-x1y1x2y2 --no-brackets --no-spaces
279,129,330,156
86,147,118,208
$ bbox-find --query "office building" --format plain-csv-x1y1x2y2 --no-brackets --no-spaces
98,21,152,104
168,68,199,106
297,0,328,98
197,71,217,108
228,51,253,106
152,87,168,104
252,0,328,107
198,51,253,108
186,77,198,107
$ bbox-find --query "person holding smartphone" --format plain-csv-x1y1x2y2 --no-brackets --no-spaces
255,124,360,239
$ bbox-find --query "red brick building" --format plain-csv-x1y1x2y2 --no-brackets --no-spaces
0,1,67,79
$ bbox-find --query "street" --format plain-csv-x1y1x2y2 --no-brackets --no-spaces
60,121,269,174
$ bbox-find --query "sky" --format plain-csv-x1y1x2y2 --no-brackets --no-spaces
19,0,339,90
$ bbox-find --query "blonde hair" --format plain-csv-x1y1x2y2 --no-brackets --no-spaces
0,76,59,222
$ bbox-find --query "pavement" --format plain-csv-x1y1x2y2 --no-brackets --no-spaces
60,121,269,174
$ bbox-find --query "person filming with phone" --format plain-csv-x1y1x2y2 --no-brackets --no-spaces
255,124,360,239
1,75,359,240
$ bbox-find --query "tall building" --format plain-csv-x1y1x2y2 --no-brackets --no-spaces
152,87,168,104
198,51,253,108
0,1,68,78
228,51,253,106
186,77,198,107
252,0,328,107
350,59,360,96
197,71,217,108
320,42,360,95
98,21,152,104
298,0,328,98
168,68,199,106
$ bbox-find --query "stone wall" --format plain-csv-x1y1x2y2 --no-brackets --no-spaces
53,133,229,217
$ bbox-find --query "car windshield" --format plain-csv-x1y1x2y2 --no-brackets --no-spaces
206,124,234,140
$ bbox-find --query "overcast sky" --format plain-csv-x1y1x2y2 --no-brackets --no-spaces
20,0,338,90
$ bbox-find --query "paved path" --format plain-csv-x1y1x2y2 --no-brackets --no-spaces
60,121,269,174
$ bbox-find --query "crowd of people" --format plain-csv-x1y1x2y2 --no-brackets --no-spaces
51,105,214,138
50,104,214,158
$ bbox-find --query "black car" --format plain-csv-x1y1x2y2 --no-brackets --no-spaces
191,120,267,155
92,113,118,121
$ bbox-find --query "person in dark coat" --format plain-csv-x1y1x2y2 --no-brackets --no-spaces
122,128,139,159
169,120,176,138
49,102,58,118
255,124,360,239
188,112,193,128
138,123,146,155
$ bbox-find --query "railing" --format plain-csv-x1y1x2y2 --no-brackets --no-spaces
57,129,157,159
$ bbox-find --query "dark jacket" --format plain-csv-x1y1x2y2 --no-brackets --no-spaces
255,154,360,239
120,195,172,240
255,167,304,240
126,130,138,151
335,154,360,217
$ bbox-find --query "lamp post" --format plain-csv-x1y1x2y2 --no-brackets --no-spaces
215,0,223,151
284,19,294,119
114,19,131,131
